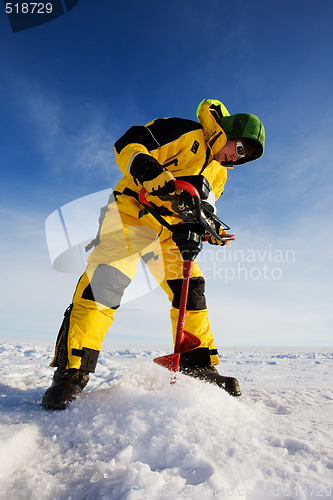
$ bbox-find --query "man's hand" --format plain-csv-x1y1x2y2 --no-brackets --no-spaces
142,169,176,196
130,154,176,195
208,227,232,246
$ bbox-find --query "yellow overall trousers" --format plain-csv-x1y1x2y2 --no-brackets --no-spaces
50,192,219,371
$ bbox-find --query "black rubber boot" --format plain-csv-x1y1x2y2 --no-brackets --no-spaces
41,368,90,410
179,348,241,396
179,365,242,397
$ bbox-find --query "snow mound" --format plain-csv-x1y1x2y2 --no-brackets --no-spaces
0,343,332,499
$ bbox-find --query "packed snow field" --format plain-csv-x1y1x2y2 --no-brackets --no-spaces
0,342,332,500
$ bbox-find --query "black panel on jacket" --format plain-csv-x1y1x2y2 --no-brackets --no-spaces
114,126,158,154
146,118,202,149
114,118,202,154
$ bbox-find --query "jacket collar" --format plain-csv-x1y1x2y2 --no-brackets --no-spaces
197,100,227,157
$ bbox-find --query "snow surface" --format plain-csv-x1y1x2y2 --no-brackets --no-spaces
0,342,332,500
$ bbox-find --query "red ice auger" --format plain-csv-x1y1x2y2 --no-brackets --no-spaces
139,177,235,383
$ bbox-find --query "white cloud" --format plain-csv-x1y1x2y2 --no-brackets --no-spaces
9,75,119,180
68,124,116,174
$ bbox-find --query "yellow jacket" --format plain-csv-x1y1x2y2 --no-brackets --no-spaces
113,101,231,211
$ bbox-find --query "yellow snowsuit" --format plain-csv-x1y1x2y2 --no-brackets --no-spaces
51,101,231,372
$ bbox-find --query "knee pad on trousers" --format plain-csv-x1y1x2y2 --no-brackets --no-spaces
82,264,132,309
167,276,207,310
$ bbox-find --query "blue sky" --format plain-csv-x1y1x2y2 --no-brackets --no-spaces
0,0,332,346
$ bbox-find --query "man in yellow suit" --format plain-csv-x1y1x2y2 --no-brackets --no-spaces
42,99,265,410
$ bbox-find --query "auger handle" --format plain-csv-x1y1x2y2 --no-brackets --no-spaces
138,180,201,206
138,180,235,244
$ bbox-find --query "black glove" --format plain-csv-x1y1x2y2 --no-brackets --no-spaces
130,153,175,195
172,223,204,261
207,226,232,246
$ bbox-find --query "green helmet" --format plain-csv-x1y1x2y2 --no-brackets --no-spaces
218,113,265,165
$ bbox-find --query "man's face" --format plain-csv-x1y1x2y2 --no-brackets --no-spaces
215,140,241,164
